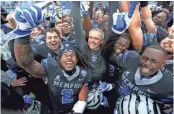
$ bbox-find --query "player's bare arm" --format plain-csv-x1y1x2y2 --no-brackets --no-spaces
79,85,88,101
14,36,46,78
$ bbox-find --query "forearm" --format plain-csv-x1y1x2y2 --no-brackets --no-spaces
88,1,94,20
14,36,33,66
118,1,130,12
78,85,88,101
14,36,45,78
105,1,119,41
141,6,157,33
72,85,88,113
128,5,143,52
72,1,86,48
129,28,143,52
83,14,92,38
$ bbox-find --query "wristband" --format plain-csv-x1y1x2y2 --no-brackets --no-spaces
72,101,87,113
6,69,16,79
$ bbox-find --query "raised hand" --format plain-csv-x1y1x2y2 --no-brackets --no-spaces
80,1,90,15
6,12,17,29
14,4,42,35
50,8,57,23
1,4,43,59
112,1,139,34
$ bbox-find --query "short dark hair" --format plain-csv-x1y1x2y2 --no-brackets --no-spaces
45,28,60,37
119,33,131,42
62,21,71,25
55,20,63,26
145,45,167,59
62,15,72,24
62,15,72,19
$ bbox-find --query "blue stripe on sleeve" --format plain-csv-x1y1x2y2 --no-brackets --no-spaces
143,33,157,47
121,51,130,64
41,59,49,72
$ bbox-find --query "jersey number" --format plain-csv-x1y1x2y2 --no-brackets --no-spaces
61,89,73,104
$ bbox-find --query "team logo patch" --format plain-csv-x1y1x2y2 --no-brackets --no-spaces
123,70,130,77
81,70,87,77
54,75,60,81
119,82,131,95
65,44,70,47
91,54,98,63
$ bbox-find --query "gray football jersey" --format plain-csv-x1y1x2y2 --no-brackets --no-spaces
81,42,106,81
110,51,173,103
161,59,173,76
41,58,90,113
32,44,58,62
72,4,106,81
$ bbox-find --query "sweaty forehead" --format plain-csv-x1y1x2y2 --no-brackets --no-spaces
142,48,165,60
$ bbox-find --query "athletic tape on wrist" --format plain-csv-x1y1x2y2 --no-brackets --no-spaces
72,101,87,113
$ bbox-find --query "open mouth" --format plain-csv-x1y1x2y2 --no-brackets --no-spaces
50,43,58,49
51,43,57,47
31,33,36,37
89,43,95,47
115,48,122,54
162,42,172,48
51,42,57,45
140,65,151,75
64,28,69,32
65,61,74,68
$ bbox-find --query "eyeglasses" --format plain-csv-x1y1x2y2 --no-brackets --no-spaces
62,53,77,58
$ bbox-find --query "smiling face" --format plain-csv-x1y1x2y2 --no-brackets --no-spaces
114,37,130,54
160,26,174,53
88,30,104,51
153,12,167,26
60,51,78,71
103,15,109,21
46,31,60,51
139,48,166,76
31,27,42,38
96,13,104,24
